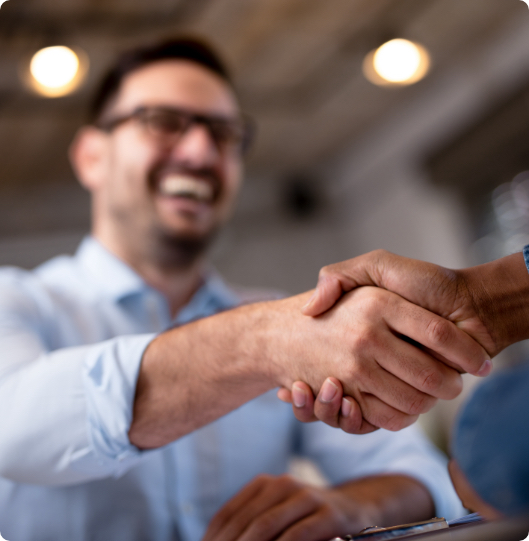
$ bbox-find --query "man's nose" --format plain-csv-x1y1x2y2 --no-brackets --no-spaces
170,122,220,166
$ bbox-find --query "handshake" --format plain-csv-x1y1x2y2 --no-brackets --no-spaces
276,248,529,434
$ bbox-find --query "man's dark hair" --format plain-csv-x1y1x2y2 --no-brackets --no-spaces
89,36,232,124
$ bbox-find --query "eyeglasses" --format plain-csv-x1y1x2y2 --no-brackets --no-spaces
96,106,255,155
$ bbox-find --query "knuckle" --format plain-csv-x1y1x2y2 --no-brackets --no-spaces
318,265,332,279
418,367,444,394
376,410,411,432
426,318,453,347
387,412,417,431
253,513,276,535
340,416,361,434
318,264,341,283
407,394,436,415
444,374,463,399
350,326,377,352
372,248,388,260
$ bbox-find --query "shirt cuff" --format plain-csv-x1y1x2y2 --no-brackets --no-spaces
523,245,529,275
83,333,156,477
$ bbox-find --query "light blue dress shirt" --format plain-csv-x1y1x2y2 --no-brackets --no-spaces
0,237,464,541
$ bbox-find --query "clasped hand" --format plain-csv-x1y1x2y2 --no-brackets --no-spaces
278,250,495,433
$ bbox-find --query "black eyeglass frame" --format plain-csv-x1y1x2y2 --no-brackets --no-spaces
95,106,255,155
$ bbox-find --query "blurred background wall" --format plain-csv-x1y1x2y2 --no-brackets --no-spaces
1,0,529,450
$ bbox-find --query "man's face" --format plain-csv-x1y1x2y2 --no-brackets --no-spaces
94,60,244,251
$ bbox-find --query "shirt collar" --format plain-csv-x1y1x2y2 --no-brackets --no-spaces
75,236,240,315
75,237,148,301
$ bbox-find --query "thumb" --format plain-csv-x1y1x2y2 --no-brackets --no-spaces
301,276,345,316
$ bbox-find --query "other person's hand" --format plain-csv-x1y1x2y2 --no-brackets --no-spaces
302,249,529,357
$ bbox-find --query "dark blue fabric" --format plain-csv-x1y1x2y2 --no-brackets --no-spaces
523,245,529,275
452,362,529,515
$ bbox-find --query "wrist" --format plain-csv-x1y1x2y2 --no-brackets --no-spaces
459,251,529,354
257,292,317,389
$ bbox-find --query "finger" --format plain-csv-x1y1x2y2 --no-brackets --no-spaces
207,476,301,541
348,352,438,420
357,392,420,432
291,382,317,423
277,387,292,403
302,275,344,316
386,296,490,378
238,488,320,541
313,378,343,428
370,331,463,402
276,507,348,541
204,476,268,540
289,380,374,434
302,257,377,317
339,396,378,434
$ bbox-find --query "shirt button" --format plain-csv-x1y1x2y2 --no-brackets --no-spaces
182,503,193,515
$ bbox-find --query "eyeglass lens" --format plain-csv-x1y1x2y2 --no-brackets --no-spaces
140,108,249,152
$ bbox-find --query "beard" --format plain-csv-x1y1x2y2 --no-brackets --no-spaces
151,225,219,270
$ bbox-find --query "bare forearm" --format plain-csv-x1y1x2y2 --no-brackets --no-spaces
128,299,290,449
334,475,436,531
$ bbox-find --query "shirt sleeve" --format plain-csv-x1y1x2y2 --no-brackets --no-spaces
523,245,529,274
0,269,155,486
297,420,466,520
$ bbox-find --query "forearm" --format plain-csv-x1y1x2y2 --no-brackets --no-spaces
333,475,436,531
460,251,529,354
129,296,309,449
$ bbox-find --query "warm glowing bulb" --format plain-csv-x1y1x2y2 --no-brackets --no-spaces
363,39,430,87
26,46,87,97
30,46,79,88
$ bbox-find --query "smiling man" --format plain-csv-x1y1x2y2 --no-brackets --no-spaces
0,38,478,541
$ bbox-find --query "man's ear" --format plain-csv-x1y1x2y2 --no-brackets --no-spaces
69,126,110,192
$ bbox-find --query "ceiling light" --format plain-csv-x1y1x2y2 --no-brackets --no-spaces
363,39,431,87
26,46,88,98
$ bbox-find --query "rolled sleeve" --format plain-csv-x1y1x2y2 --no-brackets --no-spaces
83,333,155,475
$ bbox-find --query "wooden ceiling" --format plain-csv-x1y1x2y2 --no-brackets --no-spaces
0,0,524,237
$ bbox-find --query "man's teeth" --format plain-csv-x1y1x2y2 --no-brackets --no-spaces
159,175,214,202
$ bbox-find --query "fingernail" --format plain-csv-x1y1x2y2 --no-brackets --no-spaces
320,378,338,403
302,291,316,312
292,384,306,408
341,398,352,418
476,358,492,377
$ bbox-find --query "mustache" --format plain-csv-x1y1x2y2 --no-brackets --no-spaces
148,161,222,199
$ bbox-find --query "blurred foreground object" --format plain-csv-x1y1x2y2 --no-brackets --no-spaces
452,362,529,517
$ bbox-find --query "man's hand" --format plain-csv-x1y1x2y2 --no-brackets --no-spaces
276,377,372,431
203,473,435,541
